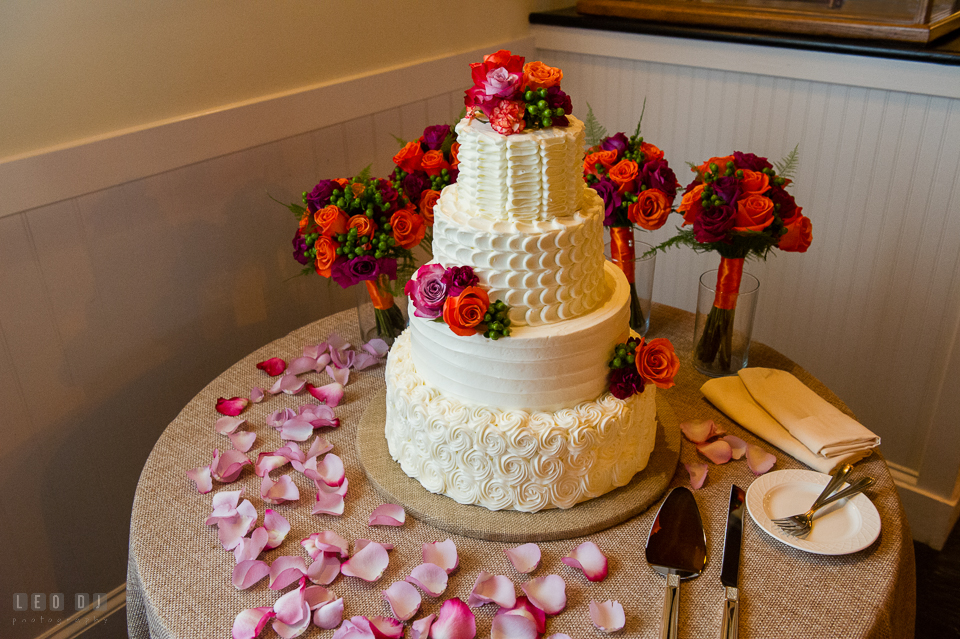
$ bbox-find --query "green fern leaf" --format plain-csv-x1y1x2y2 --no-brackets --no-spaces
775,144,800,181
392,134,407,147
584,103,608,148
353,165,373,183
632,98,647,140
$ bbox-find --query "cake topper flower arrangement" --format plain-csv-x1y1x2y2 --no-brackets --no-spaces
406,264,512,340
607,336,680,399
583,103,680,335
464,50,572,135
651,148,811,373
284,168,425,342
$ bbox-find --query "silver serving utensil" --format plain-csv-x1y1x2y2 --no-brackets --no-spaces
719,484,746,639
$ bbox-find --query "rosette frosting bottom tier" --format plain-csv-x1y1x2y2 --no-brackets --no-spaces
384,330,657,512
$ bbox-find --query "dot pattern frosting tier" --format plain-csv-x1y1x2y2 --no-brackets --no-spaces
432,186,607,327
408,262,630,412
454,115,586,222
385,330,658,512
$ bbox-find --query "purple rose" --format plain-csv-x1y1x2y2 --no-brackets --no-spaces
592,178,622,226
767,185,799,222
693,204,736,243
405,264,448,319
546,86,572,115
609,366,645,400
483,67,523,100
442,265,479,297
422,125,451,151
447,167,459,184
600,132,629,157
292,231,311,265
713,176,741,207
306,179,338,213
402,172,431,203
732,151,773,173
640,159,680,199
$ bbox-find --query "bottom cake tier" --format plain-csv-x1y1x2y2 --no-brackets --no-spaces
384,330,657,512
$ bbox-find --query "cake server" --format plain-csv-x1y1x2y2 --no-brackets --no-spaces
645,486,707,639
719,484,746,639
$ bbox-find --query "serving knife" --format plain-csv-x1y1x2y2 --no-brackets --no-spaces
720,484,746,639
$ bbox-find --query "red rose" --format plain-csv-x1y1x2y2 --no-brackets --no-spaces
733,194,775,232
628,189,673,231
678,184,705,226
421,150,450,177
608,159,639,194
393,141,424,174
779,214,812,252
390,207,426,249
442,286,490,336
635,338,679,389
419,189,441,226
639,142,664,163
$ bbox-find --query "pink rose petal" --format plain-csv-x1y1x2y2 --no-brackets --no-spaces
299,403,339,428
269,556,308,590
282,373,308,394
257,357,287,376
233,560,271,590
280,417,315,442
589,599,626,633
545,635,573,639
307,552,341,585
261,474,300,505
304,585,335,610
211,449,251,483
746,444,777,475
355,539,393,552
422,539,458,574
723,435,748,459
409,614,435,639
229,430,257,453
521,574,567,615
215,416,247,435
187,465,212,493
306,382,345,407
314,453,346,487
208,489,243,522
431,598,476,639
505,543,541,574
353,352,380,370
561,541,608,582
263,509,291,549
234,527,269,563
217,396,249,416
273,577,309,625
272,601,311,639
467,571,516,609
364,616,404,639
218,505,257,551
313,598,344,629
331,618,374,639
268,407,298,428
369,503,405,527
232,607,275,639
303,343,327,359
491,612,538,639
275,442,307,463
326,364,350,386
256,453,290,477
363,338,389,358
250,387,265,403
685,462,709,490
305,436,334,460
680,419,723,444
288,356,321,376
312,490,345,516
302,531,350,559
497,597,545,634
407,563,449,597
384,581,422,620
698,439,733,465
330,348,355,370
340,541,390,582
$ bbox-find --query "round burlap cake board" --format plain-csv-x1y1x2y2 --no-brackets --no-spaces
358,390,680,542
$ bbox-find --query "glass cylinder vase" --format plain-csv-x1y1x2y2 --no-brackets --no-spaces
355,274,407,345
608,228,657,337
693,266,760,377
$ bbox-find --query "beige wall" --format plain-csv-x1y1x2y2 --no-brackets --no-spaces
0,0,567,160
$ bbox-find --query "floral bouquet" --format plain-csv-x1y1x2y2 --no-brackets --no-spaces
405,264,512,340
653,148,811,374
390,123,460,255
286,168,425,342
583,105,680,333
464,49,572,135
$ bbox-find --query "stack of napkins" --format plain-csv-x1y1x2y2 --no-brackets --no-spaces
701,367,880,474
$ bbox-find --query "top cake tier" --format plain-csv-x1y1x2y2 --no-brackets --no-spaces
454,115,587,223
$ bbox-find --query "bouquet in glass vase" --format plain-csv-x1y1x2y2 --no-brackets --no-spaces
286,169,423,342
583,106,680,334
652,148,812,374
389,123,460,256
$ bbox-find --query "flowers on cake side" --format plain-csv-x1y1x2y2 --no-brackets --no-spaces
464,49,572,135
607,336,680,399
406,264,512,339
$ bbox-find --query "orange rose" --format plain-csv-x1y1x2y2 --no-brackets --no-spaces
740,169,769,195
442,286,490,337
450,142,460,168
314,205,349,236
584,150,619,177
419,189,441,225
733,194,775,232
628,189,673,231
393,140,424,173
697,155,735,176
313,235,339,278
639,142,664,163
390,207,426,249
421,150,450,177
523,61,563,89
348,214,375,238
778,214,813,252
332,178,349,189
299,212,310,230
351,183,365,198
635,337,679,389
678,185,705,226
608,159,639,194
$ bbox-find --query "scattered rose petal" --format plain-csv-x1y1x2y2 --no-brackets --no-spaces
257,357,287,376
235,526,269,563
270,374,306,395
233,560,271,590
326,334,350,351
208,489,243,523
288,356,321,376
497,597,545,634
218,502,258,550
313,597,344,629
264,509,291,549
269,556,308,590
491,612,537,639
302,531,350,559
369,503,405,526
431,598,476,639
272,601,311,639
215,416,247,435
352,352,380,370
279,417,315,442
406,563,448,597
250,387,265,403
306,436,334,459
303,343,327,359
698,439,733,465
306,381,345,406
356,540,393,554
304,585,334,610
363,339,389,358
312,490,345,516
330,348,355,370
232,606,275,639
326,364,349,386
187,465,212,493
384,581,422,620
685,462,709,490
274,577,309,625
561,541,608,582
217,396,249,416
340,541,390,582
521,574,567,615
723,435,748,459
276,442,307,463
505,543,541,574
229,430,257,453
589,599,626,633
261,474,300,505
307,552,341,585
544,635,573,639
211,449,252,483
367,616,405,638
313,453,346,487
331,618,373,639
422,539,458,574
299,403,340,428
746,444,777,475
680,419,724,444
268,407,298,428
409,614,435,639
467,571,516,609
256,453,290,478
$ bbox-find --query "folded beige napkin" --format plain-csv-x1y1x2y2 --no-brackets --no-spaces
701,368,879,474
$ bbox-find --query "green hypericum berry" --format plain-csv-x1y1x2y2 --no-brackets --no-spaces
541,117,552,128
626,354,635,365
524,90,534,101
613,357,623,368
538,88,548,99
491,322,502,332
490,333,500,340
503,328,511,337
502,318,511,327
526,104,538,115
709,163,718,173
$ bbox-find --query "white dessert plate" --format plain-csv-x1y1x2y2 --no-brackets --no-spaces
745,469,881,555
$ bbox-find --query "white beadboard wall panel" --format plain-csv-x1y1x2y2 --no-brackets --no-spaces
541,47,960,485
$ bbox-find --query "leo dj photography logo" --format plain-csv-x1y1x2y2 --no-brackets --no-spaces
11,592,109,629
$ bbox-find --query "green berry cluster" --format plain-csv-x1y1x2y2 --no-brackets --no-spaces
608,338,641,369
334,226,397,259
523,88,566,129
482,300,512,340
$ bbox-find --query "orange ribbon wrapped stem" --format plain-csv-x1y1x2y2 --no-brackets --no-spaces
610,226,636,284
713,257,744,310
365,275,395,311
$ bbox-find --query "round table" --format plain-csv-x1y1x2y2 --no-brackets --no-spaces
127,304,916,638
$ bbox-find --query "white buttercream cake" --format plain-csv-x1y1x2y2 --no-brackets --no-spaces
383,109,658,512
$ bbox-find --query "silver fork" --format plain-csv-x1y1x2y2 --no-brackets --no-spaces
773,476,875,538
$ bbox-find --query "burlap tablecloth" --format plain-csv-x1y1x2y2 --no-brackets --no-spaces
127,304,916,638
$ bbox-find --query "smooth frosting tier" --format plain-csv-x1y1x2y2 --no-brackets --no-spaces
408,262,630,412
454,115,587,222
385,330,657,512
432,186,607,327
